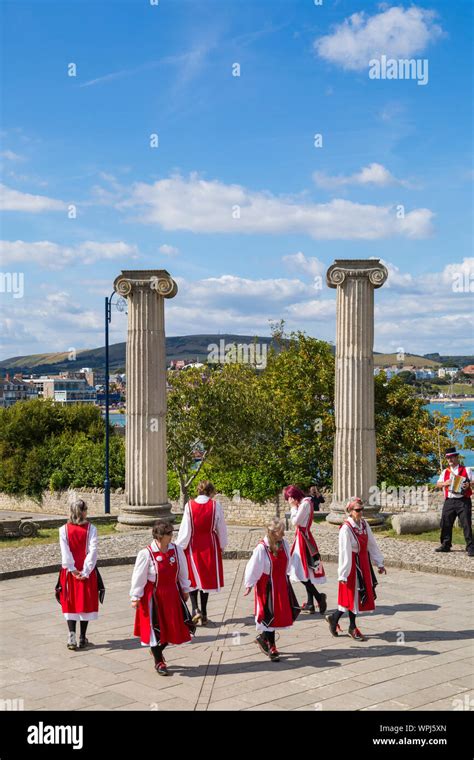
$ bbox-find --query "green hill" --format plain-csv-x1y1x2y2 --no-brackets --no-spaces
373,353,440,368
2,339,471,376
0,335,279,375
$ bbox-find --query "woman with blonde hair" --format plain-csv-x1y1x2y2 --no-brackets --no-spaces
176,480,227,626
325,498,386,641
56,499,103,651
244,517,300,662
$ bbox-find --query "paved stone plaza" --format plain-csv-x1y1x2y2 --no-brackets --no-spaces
1,560,473,711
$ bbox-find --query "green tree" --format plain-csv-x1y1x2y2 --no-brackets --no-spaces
0,400,124,497
166,363,262,506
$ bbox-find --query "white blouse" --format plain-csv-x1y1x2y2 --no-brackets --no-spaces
244,537,291,588
129,541,191,601
290,497,312,529
176,495,228,549
338,517,384,582
59,522,98,578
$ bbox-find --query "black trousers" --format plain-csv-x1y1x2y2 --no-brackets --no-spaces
440,497,473,550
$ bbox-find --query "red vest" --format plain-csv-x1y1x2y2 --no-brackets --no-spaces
443,466,472,498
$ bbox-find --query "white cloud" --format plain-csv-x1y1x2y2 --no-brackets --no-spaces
1,150,25,162
283,252,325,278
313,163,412,189
118,173,433,240
438,257,474,288
314,6,443,71
0,240,138,270
80,42,216,88
0,294,103,357
284,298,336,321
377,259,414,289
159,244,180,256
178,274,313,305
2,259,473,357
0,184,66,212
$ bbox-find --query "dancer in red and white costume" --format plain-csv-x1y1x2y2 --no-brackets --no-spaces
326,498,386,641
58,499,101,651
176,480,227,626
130,520,194,676
244,518,300,662
284,485,327,615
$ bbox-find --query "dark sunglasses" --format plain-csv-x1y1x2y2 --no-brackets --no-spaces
353,507,364,512
164,530,173,535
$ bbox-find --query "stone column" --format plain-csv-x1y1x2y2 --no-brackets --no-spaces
113,269,178,527
326,259,388,525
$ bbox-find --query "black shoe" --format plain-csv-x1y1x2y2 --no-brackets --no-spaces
467,549,474,557
325,613,340,637
269,646,280,662
435,546,451,553
155,660,169,676
317,594,327,615
255,634,270,657
301,602,316,614
78,637,89,649
348,627,367,642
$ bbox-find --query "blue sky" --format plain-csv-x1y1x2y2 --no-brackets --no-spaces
1,0,472,358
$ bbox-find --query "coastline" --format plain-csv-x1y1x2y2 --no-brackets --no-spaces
427,397,474,403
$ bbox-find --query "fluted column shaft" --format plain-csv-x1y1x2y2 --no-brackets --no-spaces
326,259,388,524
113,270,178,527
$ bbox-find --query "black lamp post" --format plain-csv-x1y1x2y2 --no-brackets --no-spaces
104,293,126,514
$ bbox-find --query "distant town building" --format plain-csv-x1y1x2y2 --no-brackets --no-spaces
462,365,474,376
438,367,458,378
414,369,435,380
0,375,38,407
42,377,96,405
374,366,435,380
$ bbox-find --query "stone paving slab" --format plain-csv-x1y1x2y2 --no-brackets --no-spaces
0,560,472,712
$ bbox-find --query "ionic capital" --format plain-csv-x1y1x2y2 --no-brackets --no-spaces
326,259,388,290
113,269,178,299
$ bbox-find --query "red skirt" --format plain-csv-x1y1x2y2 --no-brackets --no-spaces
338,551,376,613
185,535,224,592
59,568,99,614
134,580,192,646
255,572,295,629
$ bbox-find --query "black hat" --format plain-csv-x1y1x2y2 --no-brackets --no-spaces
445,446,460,457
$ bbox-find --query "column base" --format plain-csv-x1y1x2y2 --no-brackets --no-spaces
117,503,175,529
326,504,386,526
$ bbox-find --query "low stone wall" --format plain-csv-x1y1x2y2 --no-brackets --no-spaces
171,493,283,527
0,487,454,526
0,488,124,516
0,489,283,526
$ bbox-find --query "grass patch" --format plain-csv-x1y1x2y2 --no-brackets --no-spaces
0,514,183,550
0,522,118,549
313,513,328,523
429,383,473,396
376,526,466,545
